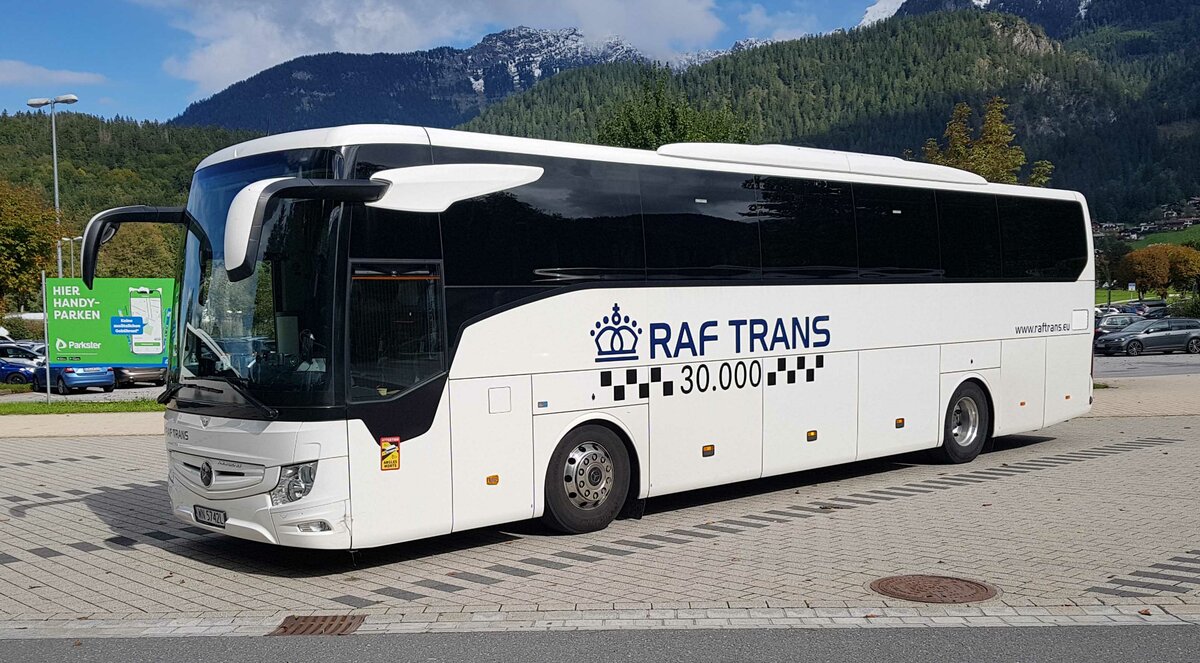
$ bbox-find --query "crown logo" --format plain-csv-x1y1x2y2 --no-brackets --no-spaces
591,303,642,363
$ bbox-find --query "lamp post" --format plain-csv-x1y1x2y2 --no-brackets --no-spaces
61,236,83,278
27,94,78,278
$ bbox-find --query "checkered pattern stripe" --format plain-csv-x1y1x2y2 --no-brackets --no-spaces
600,354,826,401
765,354,824,386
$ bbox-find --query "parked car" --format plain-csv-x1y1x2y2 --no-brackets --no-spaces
32,365,115,395
0,342,42,368
113,367,167,387
13,340,45,353
0,359,36,385
1094,318,1200,356
1094,314,1143,339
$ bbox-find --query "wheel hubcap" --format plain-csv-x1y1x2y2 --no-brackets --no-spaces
564,442,614,510
950,396,980,448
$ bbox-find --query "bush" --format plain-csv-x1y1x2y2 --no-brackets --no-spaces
1168,297,1200,318
0,315,43,341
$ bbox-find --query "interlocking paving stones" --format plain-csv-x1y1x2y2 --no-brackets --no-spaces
373,586,425,601
486,564,538,577
331,595,379,608
0,410,1197,637
518,557,572,570
28,547,62,558
413,579,467,593
447,572,502,585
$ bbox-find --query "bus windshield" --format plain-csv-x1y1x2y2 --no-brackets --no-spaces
175,149,342,411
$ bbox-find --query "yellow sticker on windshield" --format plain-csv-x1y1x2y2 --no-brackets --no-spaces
380,437,400,471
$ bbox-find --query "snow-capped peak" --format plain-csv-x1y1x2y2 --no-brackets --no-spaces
859,0,907,27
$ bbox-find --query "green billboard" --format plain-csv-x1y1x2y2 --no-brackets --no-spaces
45,278,175,368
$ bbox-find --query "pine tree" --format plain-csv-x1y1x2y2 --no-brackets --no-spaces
920,97,1053,187
595,73,752,150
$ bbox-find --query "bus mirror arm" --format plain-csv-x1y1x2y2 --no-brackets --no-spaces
81,206,189,289
223,165,543,282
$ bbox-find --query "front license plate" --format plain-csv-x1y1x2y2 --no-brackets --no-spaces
194,505,226,529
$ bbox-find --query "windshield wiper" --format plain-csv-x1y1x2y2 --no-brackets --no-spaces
157,379,221,404
197,375,279,420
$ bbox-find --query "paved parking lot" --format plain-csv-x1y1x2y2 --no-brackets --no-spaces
0,378,1198,638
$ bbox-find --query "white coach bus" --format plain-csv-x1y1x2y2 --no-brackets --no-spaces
81,125,1094,549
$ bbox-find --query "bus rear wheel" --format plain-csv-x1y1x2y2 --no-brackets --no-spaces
542,425,630,534
933,382,990,464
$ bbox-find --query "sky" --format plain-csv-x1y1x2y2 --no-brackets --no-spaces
1,0,878,121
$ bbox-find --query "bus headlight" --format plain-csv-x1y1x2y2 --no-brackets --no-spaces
271,462,317,506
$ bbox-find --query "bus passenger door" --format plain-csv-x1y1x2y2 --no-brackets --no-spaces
449,376,534,531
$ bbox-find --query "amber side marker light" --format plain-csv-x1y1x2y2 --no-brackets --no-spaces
807,430,818,442
702,444,715,457
895,418,905,429
486,475,500,485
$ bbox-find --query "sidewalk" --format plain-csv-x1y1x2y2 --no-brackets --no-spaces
1087,373,1200,418
0,411,163,438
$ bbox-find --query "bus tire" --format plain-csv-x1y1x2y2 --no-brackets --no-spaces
542,424,631,534
933,381,990,464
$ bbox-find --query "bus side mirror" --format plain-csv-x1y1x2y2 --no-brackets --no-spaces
81,206,188,288
224,178,388,282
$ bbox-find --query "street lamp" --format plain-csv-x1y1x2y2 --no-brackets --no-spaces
60,236,83,278
27,93,78,278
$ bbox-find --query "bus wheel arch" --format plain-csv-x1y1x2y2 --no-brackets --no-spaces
541,419,637,534
933,377,994,464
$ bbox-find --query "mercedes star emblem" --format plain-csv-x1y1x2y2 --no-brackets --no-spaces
200,462,214,487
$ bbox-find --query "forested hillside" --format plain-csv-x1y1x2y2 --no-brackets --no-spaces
0,112,257,280
464,10,1200,222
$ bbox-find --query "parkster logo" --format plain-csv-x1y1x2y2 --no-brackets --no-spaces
591,303,642,363
55,338,101,351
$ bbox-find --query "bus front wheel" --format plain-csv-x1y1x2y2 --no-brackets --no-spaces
542,425,631,534
933,382,990,464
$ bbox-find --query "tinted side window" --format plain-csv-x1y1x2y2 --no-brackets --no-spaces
853,184,941,278
758,177,858,279
640,168,760,280
938,191,1001,280
434,148,644,286
351,143,433,179
998,196,1088,280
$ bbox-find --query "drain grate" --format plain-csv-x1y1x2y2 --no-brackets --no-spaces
269,614,365,636
870,575,997,604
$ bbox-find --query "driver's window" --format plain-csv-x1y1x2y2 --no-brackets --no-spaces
1149,323,1167,333
347,262,445,402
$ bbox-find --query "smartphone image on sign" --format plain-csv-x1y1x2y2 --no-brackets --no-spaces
129,287,164,355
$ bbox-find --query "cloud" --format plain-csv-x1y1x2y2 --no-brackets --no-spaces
145,0,726,97
0,60,107,86
738,3,817,40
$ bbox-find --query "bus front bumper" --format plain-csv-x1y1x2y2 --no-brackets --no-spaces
168,466,352,550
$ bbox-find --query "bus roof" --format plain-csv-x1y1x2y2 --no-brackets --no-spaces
195,123,1082,201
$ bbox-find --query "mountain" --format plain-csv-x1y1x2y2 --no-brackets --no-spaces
862,0,1095,36
170,27,765,134
463,8,1200,223
171,27,644,133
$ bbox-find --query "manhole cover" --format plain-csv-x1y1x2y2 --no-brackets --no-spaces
269,614,365,636
869,575,997,604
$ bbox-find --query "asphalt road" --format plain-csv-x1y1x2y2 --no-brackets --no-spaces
1093,352,1200,378
8,625,1200,663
